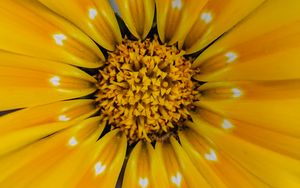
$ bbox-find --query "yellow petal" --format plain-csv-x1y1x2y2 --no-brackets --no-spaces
156,0,207,45
123,142,151,188
123,141,169,188
0,122,72,156
0,53,97,110
179,129,269,188
0,0,104,68
184,0,265,54
195,109,300,159
0,99,97,135
193,0,300,67
188,114,300,187
0,77,95,111
156,138,211,188
0,117,105,187
39,0,121,51
75,130,127,188
115,0,155,39
194,20,300,82
196,80,300,137
0,51,96,83
0,100,98,156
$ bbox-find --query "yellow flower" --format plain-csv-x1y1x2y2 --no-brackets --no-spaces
0,0,299,187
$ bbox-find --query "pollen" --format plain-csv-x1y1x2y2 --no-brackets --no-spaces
96,36,199,143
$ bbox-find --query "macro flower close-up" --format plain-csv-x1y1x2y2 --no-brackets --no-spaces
0,0,300,187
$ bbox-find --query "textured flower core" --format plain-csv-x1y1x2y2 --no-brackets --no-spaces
96,36,199,143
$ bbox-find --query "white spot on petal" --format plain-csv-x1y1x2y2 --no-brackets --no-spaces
94,162,106,176
88,8,98,20
232,88,242,98
171,172,182,187
222,119,233,130
138,177,149,188
204,149,218,161
49,76,61,86
172,0,182,9
58,115,70,122
68,136,78,147
200,12,213,24
53,33,67,46
225,52,238,63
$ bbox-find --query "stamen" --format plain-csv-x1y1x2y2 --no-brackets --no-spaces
96,36,199,143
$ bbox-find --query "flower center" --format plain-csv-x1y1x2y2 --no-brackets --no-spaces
96,36,200,143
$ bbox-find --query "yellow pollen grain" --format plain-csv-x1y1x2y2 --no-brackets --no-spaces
96,36,198,142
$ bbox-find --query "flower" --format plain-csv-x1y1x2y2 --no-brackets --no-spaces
0,0,299,187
